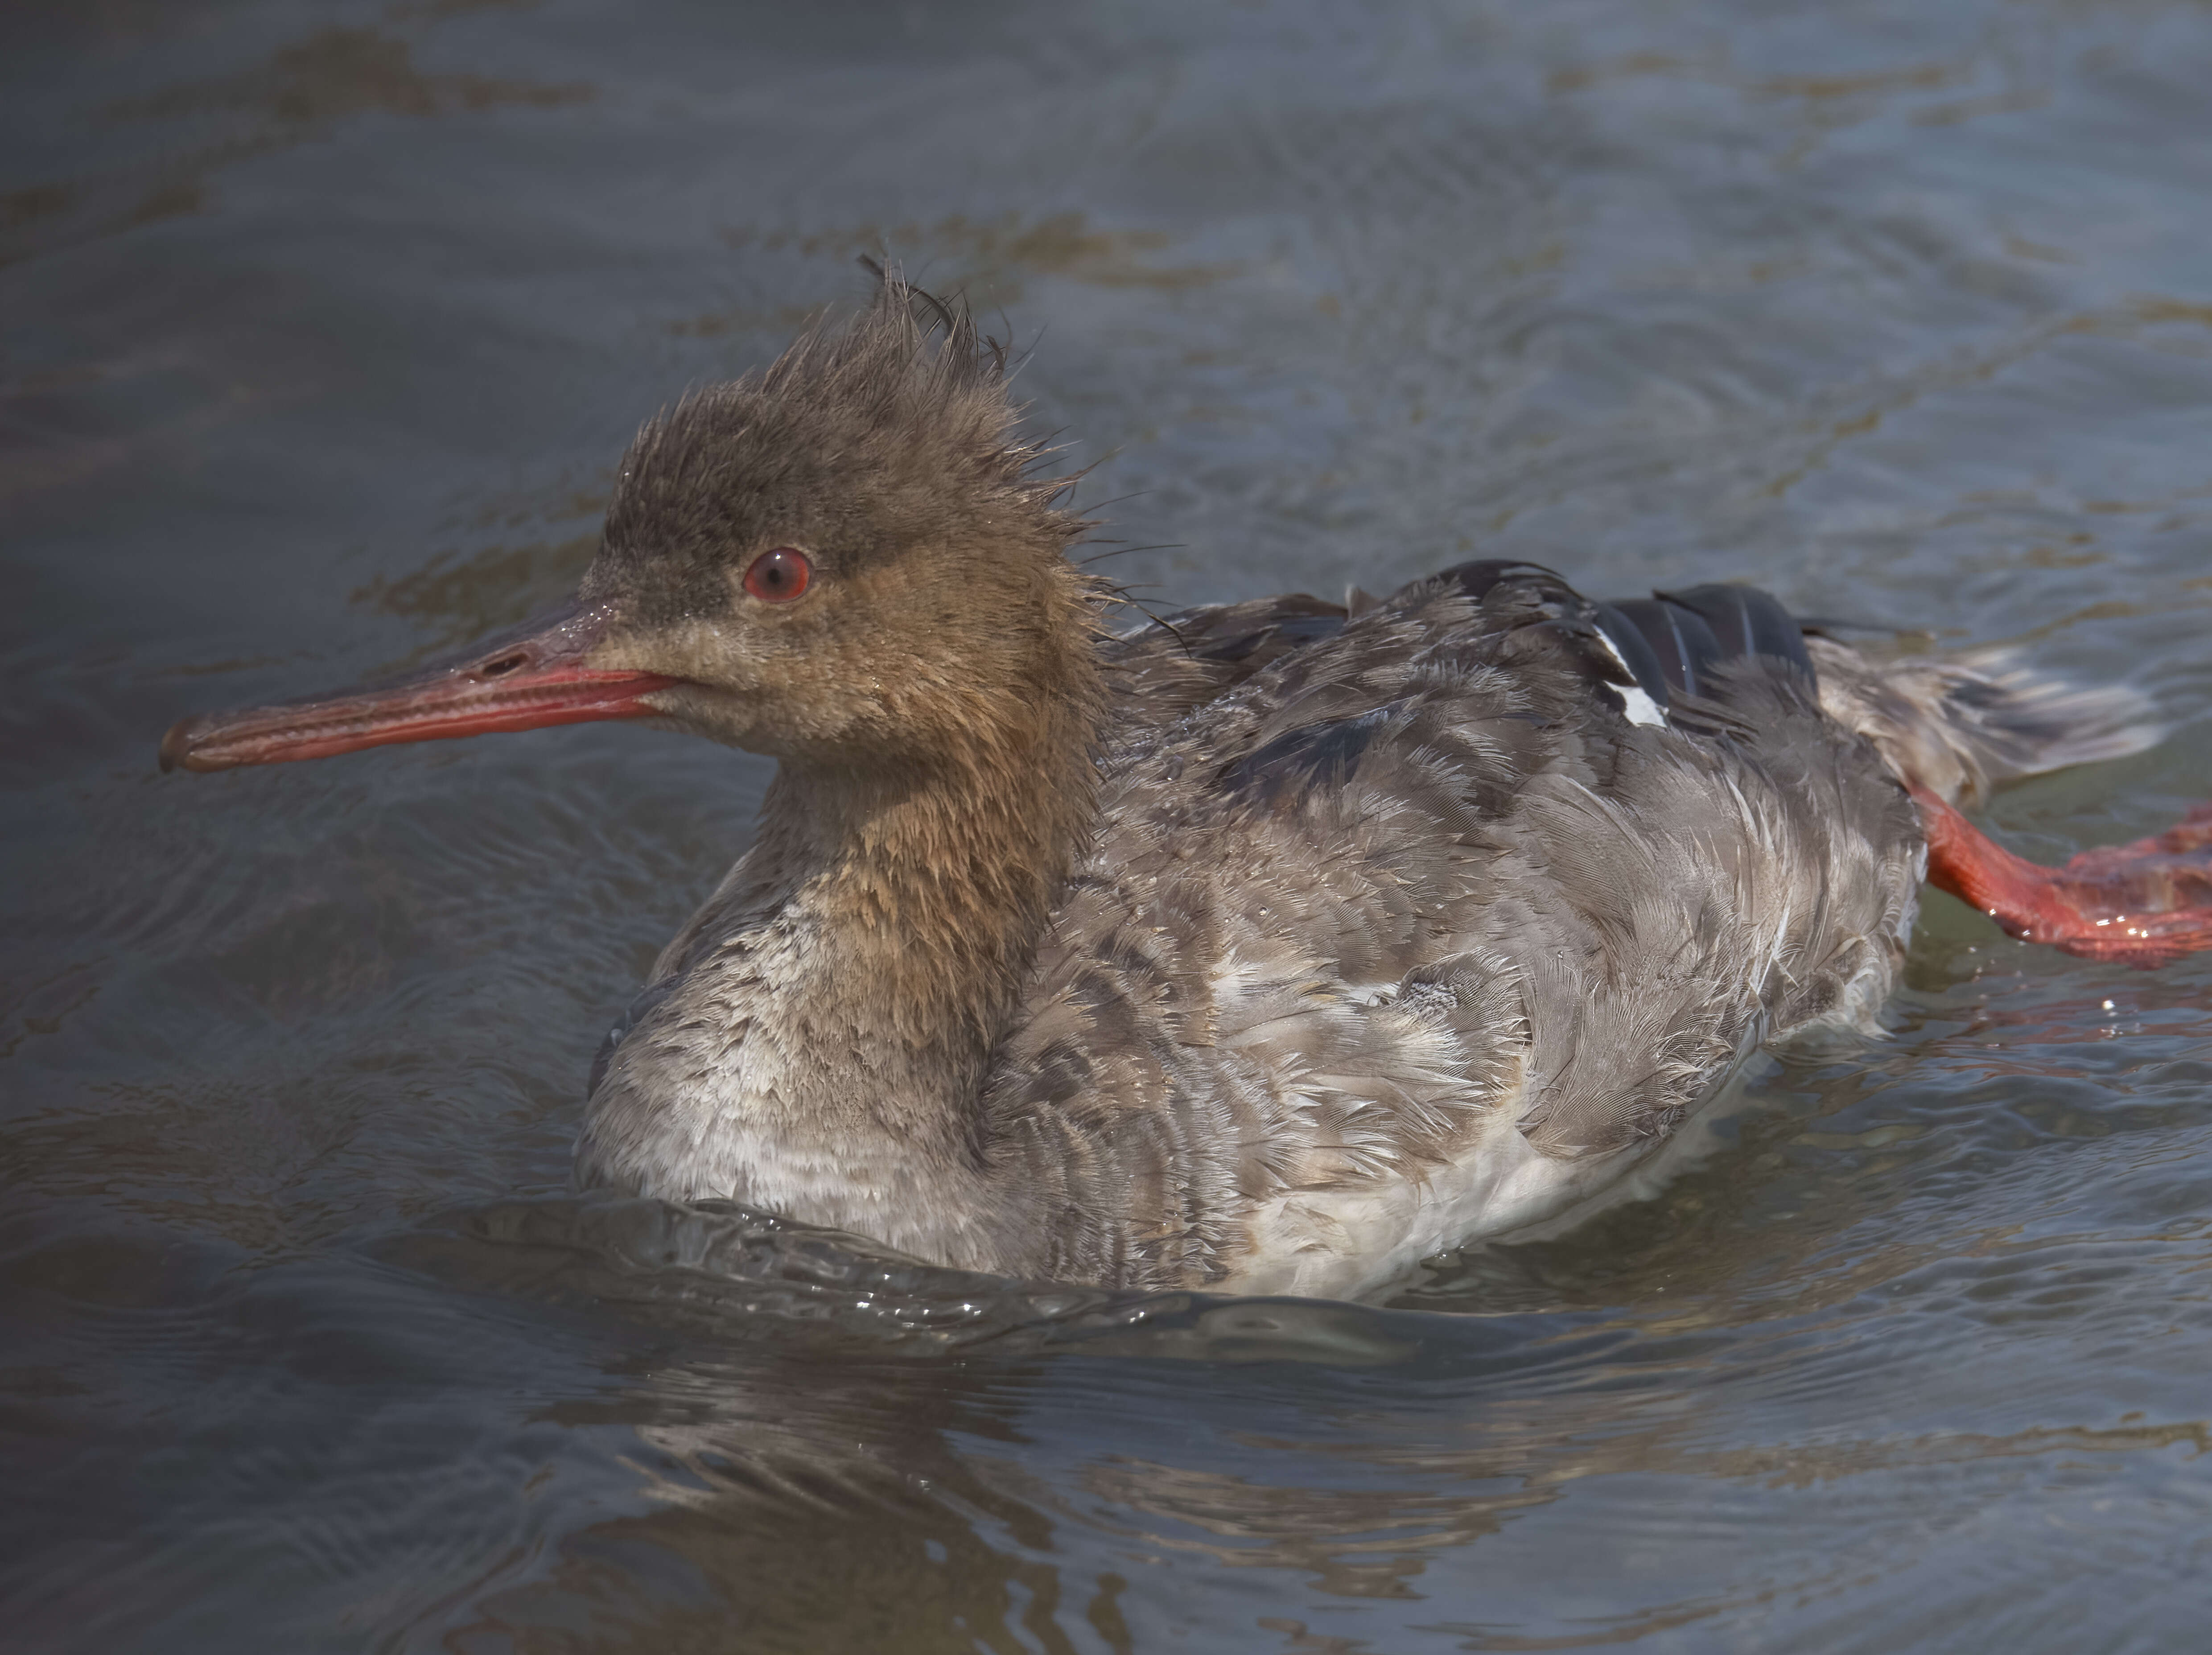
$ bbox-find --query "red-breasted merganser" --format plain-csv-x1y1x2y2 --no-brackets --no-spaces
160,278,2212,1298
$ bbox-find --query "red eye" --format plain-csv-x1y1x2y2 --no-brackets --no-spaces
743,547,812,603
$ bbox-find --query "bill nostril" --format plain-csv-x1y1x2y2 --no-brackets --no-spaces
478,651,530,679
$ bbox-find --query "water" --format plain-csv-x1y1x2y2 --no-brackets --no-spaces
6,0,2212,1648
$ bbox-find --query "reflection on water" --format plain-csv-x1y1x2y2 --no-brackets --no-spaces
387,1195,1425,1363
100,25,591,126
352,534,599,652
7,0,2212,1649
677,212,1240,338
3,22,588,277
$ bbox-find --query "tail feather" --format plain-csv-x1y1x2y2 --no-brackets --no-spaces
1805,636,2164,808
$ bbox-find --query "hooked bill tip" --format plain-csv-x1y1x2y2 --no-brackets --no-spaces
159,712,251,774
157,717,200,774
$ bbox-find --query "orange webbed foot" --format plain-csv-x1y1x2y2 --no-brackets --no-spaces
1913,789,2212,967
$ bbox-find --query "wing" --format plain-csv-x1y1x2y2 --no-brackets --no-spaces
1101,591,1350,729
984,563,1923,1288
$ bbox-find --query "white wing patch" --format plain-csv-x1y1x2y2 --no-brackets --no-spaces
1618,683,1667,729
1590,630,1668,728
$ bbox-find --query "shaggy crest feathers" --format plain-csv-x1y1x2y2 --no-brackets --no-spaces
594,271,1088,617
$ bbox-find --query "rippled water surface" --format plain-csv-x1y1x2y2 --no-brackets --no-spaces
8,1,2212,1649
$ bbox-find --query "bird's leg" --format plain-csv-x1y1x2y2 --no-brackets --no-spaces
1913,787,2212,966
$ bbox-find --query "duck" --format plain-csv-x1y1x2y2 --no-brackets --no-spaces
159,275,2212,1299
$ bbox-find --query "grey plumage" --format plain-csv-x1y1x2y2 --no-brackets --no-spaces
957,573,1928,1292
572,284,2175,1297
1806,636,2163,809
160,275,2173,1300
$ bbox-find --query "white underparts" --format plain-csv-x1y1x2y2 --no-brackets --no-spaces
1218,1062,1635,1299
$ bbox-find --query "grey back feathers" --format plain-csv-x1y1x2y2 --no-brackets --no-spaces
973,564,1925,1290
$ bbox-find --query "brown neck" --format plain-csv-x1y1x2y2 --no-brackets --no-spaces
734,641,1106,1161
784,729,1094,1029
578,565,1109,1262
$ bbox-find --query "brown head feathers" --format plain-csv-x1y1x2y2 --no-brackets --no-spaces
593,271,1087,631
